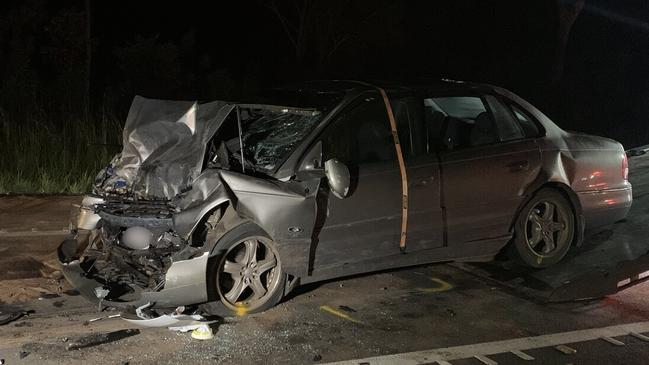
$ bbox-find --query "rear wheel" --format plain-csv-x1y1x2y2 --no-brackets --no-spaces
511,189,575,268
203,224,285,316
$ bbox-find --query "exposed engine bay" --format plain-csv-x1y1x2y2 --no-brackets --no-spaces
61,196,206,304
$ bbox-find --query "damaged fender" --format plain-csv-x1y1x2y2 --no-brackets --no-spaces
173,169,321,278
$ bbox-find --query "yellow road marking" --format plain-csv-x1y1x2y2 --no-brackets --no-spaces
320,305,362,324
415,277,454,293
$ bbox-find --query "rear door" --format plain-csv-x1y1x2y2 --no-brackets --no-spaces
427,93,542,245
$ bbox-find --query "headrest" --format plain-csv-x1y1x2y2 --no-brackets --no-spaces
474,112,494,133
426,110,445,123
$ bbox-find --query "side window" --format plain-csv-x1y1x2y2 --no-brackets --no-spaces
508,104,541,138
321,96,395,167
390,96,425,157
423,96,498,150
483,94,525,142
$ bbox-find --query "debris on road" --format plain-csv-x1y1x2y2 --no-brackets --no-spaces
38,292,61,299
0,306,30,325
320,305,362,324
190,325,214,340
121,303,217,334
82,314,121,325
18,350,30,359
52,300,65,308
66,329,140,351
337,305,357,313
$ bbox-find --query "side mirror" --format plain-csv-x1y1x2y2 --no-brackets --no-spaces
324,158,350,199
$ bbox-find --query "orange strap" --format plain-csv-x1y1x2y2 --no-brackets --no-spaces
378,87,409,252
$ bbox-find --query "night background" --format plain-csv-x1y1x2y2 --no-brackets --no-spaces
1,0,648,193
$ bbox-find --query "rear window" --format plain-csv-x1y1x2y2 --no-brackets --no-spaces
425,96,486,119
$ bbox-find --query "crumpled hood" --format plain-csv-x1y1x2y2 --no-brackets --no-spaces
95,96,235,199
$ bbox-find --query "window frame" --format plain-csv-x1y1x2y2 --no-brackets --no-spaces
388,93,425,158
483,93,527,143
498,96,546,139
423,91,547,154
423,92,499,152
313,91,402,168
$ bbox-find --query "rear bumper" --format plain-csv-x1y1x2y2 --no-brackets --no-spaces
57,232,210,309
577,186,632,231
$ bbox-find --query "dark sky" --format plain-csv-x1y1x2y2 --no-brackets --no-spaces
1,0,649,146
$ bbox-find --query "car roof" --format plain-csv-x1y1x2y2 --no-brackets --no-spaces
278,79,498,96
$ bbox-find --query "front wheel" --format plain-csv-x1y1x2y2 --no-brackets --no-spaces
510,189,575,268
203,224,285,316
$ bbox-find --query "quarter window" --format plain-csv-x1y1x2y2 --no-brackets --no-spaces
483,94,525,142
508,104,541,138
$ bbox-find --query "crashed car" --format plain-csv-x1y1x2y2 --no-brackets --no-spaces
58,80,632,315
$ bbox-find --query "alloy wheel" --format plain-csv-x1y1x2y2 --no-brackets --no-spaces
525,201,570,257
216,236,282,310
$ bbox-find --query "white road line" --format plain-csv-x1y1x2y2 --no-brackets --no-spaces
600,336,625,346
510,349,534,361
324,321,649,365
631,332,649,342
554,344,577,354
474,354,498,365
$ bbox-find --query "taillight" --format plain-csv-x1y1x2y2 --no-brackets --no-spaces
622,152,629,181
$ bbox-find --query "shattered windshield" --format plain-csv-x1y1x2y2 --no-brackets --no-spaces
206,106,323,175
241,109,321,172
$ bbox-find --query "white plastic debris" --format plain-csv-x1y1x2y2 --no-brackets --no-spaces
121,303,214,333
93,287,110,299
190,325,214,340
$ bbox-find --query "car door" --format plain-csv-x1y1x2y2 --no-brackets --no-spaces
311,92,403,269
390,95,445,251
429,93,542,246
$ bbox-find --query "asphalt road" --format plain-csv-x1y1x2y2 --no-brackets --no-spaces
1,256,649,365
1,154,649,364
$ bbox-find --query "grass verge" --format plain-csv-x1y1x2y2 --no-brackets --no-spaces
0,117,122,194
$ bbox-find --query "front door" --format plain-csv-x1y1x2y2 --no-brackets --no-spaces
311,92,402,270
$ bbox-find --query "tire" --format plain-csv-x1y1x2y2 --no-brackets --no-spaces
202,223,286,316
510,188,575,268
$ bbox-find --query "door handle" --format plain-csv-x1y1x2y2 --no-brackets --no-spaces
506,160,529,172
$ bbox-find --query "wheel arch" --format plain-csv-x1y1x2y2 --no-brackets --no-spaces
203,215,302,299
195,204,258,257
510,181,585,247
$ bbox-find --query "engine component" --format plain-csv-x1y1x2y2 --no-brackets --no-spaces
122,226,154,250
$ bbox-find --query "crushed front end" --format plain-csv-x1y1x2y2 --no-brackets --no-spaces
57,95,321,311
58,195,211,309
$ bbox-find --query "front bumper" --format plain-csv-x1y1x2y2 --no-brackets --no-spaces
57,232,210,309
